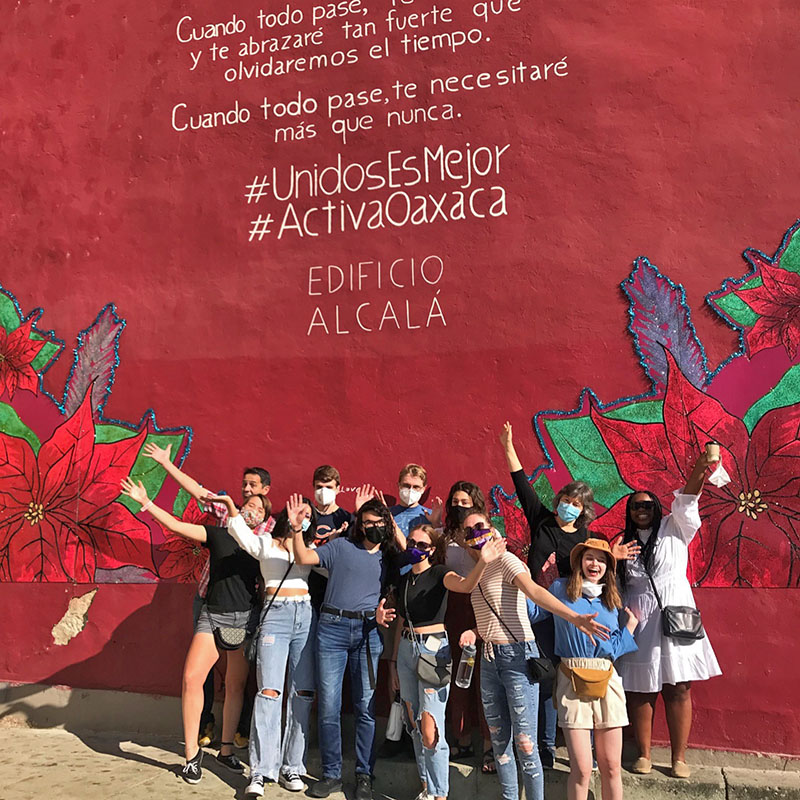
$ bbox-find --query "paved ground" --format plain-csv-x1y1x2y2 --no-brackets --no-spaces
2,726,799,800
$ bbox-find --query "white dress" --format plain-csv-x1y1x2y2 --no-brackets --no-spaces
618,491,722,693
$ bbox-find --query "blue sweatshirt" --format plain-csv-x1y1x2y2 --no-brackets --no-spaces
526,578,638,661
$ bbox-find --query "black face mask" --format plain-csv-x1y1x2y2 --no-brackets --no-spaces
363,523,390,545
451,505,474,526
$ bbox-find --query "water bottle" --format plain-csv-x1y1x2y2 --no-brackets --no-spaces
455,643,477,689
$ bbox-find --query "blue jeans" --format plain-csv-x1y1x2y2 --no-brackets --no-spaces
481,641,544,800
316,612,383,778
250,598,316,781
397,635,451,798
532,618,557,754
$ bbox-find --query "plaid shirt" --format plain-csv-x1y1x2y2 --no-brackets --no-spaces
197,499,275,597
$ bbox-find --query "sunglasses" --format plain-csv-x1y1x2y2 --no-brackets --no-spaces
465,525,491,538
407,539,433,550
631,501,655,511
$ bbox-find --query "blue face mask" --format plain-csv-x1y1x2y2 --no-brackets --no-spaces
557,501,581,524
301,518,311,533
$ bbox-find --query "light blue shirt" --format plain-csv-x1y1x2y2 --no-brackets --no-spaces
526,578,638,661
390,503,431,536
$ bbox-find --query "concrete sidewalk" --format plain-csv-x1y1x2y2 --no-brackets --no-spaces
2,726,799,800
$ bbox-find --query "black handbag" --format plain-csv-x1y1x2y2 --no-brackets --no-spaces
245,559,296,663
404,581,452,688
644,559,705,642
477,585,556,684
206,608,248,651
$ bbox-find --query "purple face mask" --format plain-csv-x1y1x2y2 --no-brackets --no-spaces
466,526,492,550
403,546,430,565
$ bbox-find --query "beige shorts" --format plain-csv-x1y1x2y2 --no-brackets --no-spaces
555,657,629,730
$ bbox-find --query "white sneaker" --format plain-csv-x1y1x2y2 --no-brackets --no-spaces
414,791,433,800
246,775,265,797
279,772,305,792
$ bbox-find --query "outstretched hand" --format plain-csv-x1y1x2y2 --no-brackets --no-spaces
376,598,396,628
612,540,641,561
354,483,376,511
574,612,610,645
286,493,306,530
143,442,171,466
203,493,236,513
499,420,513,450
479,537,506,564
624,606,639,634
120,476,149,507
426,496,444,527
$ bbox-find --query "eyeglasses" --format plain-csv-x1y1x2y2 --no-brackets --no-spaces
407,540,433,550
631,501,655,511
465,525,491,538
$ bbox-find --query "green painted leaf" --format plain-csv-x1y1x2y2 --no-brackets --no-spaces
742,364,800,432
0,402,41,453
604,400,664,424
94,425,184,512
533,472,555,509
781,232,800,274
714,292,760,328
173,488,192,518
0,294,21,332
543,415,631,507
490,515,506,537
30,335,60,371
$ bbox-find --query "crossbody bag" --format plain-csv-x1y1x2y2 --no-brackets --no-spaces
244,558,296,662
404,579,452,687
477,584,556,683
643,552,705,642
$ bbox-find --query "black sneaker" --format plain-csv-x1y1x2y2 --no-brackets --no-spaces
216,750,244,773
308,777,343,798
540,747,556,769
182,748,203,784
355,774,373,800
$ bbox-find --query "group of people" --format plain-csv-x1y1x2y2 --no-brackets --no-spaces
119,421,722,800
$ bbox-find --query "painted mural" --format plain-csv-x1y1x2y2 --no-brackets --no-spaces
2,223,798,588
493,221,800,589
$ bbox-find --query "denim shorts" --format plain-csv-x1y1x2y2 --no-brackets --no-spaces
194,605,258,636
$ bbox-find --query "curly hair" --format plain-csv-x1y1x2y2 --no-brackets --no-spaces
352,498,398,552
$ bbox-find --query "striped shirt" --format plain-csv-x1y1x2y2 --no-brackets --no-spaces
470,552,534,644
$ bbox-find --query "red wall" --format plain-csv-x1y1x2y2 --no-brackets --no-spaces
2,0,799,755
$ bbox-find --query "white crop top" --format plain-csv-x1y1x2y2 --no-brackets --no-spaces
227,515,311,590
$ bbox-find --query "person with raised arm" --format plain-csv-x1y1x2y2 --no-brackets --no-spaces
120,476,263,785
458,510,610,800
498,421,637,767
386,522,506,800
616,451,722,779
291,497,401,800
143,443,274,748
207,492,318,797
527,539,639,800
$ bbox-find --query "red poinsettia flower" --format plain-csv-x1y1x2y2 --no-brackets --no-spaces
590,351,800,588
0,320,46,399
157,498,213,583
493,491,530,561
734,253,800,359
0,391,155,581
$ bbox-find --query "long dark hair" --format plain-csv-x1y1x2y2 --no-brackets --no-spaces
352,498,398,552
443,481,487,541
272,496,318,545
617,490,663,589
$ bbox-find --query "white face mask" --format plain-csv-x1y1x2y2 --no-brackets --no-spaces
315,487,337,507
399,487,423,506
581,579,604,598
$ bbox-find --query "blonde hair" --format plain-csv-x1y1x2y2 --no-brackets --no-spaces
399,463,428,485
566,549,622,610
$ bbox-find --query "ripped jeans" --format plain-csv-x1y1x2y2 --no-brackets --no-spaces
480,640,544,800
250,597,316,781
397,634,451,798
